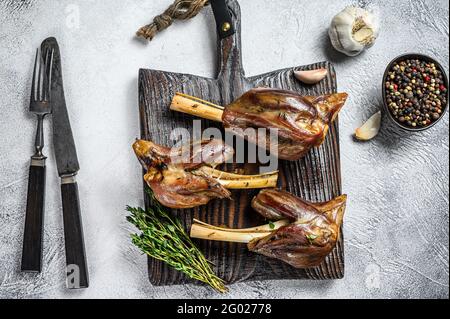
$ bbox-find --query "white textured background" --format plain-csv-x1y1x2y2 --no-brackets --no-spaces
0,0,448,299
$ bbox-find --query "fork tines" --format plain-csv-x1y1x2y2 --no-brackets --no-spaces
30,48,54,105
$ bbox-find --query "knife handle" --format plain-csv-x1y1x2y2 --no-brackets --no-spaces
61,179,89,289
21,161,46,273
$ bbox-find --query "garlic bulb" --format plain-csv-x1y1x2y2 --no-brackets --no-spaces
329,6,379,57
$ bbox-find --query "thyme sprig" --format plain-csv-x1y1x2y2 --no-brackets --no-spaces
126,192,228,293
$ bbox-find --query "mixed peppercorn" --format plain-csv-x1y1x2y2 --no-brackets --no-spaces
385,58,448,128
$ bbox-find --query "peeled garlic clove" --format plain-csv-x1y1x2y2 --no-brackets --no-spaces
355,111,382,141
294,69,328,85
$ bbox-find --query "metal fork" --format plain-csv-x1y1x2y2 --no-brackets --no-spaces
31,48,53,161
21,47,54,273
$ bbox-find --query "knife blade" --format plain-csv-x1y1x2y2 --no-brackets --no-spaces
44,40,79,177
41,37,89,289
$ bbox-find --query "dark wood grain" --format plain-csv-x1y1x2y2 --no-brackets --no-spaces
61,182,89,288
21,165,46,273
139,0,344,285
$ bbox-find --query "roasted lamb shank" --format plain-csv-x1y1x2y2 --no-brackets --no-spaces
170,88,348,160
133,139,279,209
190,189,347,268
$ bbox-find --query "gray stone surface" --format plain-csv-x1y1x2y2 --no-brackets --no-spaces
0,0,448,299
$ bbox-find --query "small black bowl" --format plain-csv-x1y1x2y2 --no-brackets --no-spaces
382,53,449,132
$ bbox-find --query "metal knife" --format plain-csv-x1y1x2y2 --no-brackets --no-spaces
41,37,89,289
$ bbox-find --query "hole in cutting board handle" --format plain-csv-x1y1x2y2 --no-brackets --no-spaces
210,0,236,39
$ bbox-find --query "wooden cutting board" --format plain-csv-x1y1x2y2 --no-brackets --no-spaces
138,0,344,285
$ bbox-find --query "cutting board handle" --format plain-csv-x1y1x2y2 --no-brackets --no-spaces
215,0,244,80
